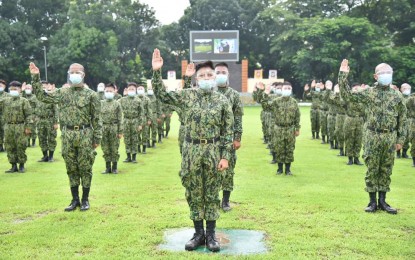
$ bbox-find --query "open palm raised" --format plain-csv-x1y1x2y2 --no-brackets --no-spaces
152,48,164,70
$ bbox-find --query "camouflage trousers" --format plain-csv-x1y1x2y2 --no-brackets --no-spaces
327,114,337,142
139,123,149,146
37,119,57,151
123,118,140,154
344,116,363,157
4,123,27,164
29,118,38,140
0,117,4,145
407,118,415,156
61,127,96,188
222,149,236,191
363,131,396,192
335,114,346,148
164,115,171,134
180,141,222,221
147,115,157,142
101,124,120,162
273,125,296,163
319,110,328,136
310,108,320,133
178,123,185,153
263,111,272,141
268,117,277,152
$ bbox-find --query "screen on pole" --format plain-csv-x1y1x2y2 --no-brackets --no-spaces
190,30,239,62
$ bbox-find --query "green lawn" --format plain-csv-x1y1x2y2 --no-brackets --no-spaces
0,106,414,259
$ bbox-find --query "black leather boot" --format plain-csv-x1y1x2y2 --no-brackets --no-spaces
316,132,320,139
158,134,163,143
185,220,205,251
32,138,36,147
206,221,220,252
152,141,156,148
222,191,231,211
102,162,111,174
65,186,80,211
142,145,147,154
354,157,363,165
5,163,18,173
412,157,415,167
396,150,401,158
378,192,397,214
131,153,137,163
19,163,25,173
80,187,90,211
347,156,353,165
329,141,334,149
38,150,48,162
285,163,292,175
123,153,131,163
337,148,344,156
364,192,377,213
112,162,118,174
312,132,315,139
402,149,409,159
270,152,277,164
0,144,4,152
276,163,283,175
48,150,54,162
321,135,326,144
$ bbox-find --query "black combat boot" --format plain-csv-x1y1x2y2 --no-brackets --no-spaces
312,132,315,139
321,135,326,144
65,186,80,211
48,150,54,162
402,149,409,159
165,130,169,138
364,192,377,213
329,141,334,149
270,152,277,164
396,150,401,158
347,157,353,165
123,153,131,163
354,157,363,165
138,145,141,154
18,163,25,173
38,150,48,162
5,163,18,173
337,148,344,156
102,162,111,174
80,187,90,211
32,138,36,147
158,134,163,143
142,145,147,154
412,157,415,167
152,141,156,148
316,132,320,139
185,220,205,251
222,191,231,211
0,144,4,152
206,221,220,252
378,192,397,214
112,162,118,174
131,153,137,163
285,163,292,175
276,163,283,175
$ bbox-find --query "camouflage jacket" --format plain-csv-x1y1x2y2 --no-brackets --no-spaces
217,86,244,141
346,97,365,117
152,69,234,160
36,96,59,123
0,96,33,130
303,89,322,109
118,96,145,126
0,91,10,116
339,71,407,145
31,74,102,145
329,92,347,115
404,94,415,119
146,94,161,117
137,95,153,122
101,99,123,134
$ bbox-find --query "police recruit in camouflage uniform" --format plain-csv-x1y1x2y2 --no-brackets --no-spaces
338,59,407,214
0,79,8,153
151,48,234,252
30,62,102,212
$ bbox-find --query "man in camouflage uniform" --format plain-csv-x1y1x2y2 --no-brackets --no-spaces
343,83,365,165
152,49,233,252
330,85,347,156
0,79,8,152
119,82,144,163
399,83,411,159
322,84,339,149
257,82,300,175
22,83,39,148
267,83,282,164
1,81,32,173
101,83,123,174
303,80,322,139
403,83,415,166
35,82,59,163
157,98,166,143
163,103,173,138
146,86,160,148
215,62,244,211
30,62,102,212
339,59,406,214
137,85,152,154
319,81,330,144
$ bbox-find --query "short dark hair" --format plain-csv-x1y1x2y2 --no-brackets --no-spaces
106,83,116,89
196,61,214,73
127,82,137,88
0,79,6,85
352,83,360,88
215,62,228,69
272,82,283,87
9,81,22,87
283,81,292,87
41,80,49,84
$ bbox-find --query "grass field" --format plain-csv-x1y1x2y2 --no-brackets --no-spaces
1,106,414,259
194,44,212,53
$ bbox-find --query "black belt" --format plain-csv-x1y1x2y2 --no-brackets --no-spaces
367,127,395,134
7,122,24,124
64,124,91,130
185,136,220,144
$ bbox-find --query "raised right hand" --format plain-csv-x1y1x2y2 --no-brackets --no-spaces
185,63,196,77
340,59,350,73
29,62,40,75
152,48,164,70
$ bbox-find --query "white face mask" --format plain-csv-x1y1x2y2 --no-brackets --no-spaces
0,86,4,92
402,89,411,96
10,90,19,97
97,86,105,92
281,89,292,97
147,90,154,95
275,89,282,95
25,89,32,95
137,89,145,96
128,91,136,97
104,92,114,100
198,79,216,92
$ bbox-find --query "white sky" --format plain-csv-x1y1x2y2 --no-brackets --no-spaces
140,0,190,25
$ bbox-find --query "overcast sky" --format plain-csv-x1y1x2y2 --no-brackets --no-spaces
140,0,190,25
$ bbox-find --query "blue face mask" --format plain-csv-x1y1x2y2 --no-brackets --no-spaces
10,90,19,97
377,74,392,86
69,73,83,85
104,92,114,100
198,79,216,91
215,75,228,87
128,91,136,97
281,89,292,97
275,89,282,95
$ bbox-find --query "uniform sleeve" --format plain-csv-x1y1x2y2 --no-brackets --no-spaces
152,69,186,109
294,100,301,131
256,89,273,110
220,101,235,161
252,89,258,102
338,71,369,104
183,75,192,89
396,99,408,145
23,99,33,131
233,92,244,141
53,104,59,124
90,92,102,145
117,101,123,135
146,98,153,121
31,74,60,104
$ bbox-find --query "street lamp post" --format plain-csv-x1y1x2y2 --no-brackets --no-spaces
40,37,48,82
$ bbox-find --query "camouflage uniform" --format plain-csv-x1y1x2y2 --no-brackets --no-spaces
23,93,39,144
405,94,415,158
97,91,105,100
0,91,8,149
303,89,321,137
330,92,347,151
401,95,411,156
146,93,160,146
137,94,152,148
217,85,243,192
101,98,123,162
152,70,234,221
323,90,338,144
339,72,407,192
119,96,145,155
0,95,33,165
163,105,173,137
319,91,329,140
253,89,268,142
344,100,365,158
32,74,102,189
36,98,58,152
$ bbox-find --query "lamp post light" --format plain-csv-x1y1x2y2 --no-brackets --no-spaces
40,37,48,82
